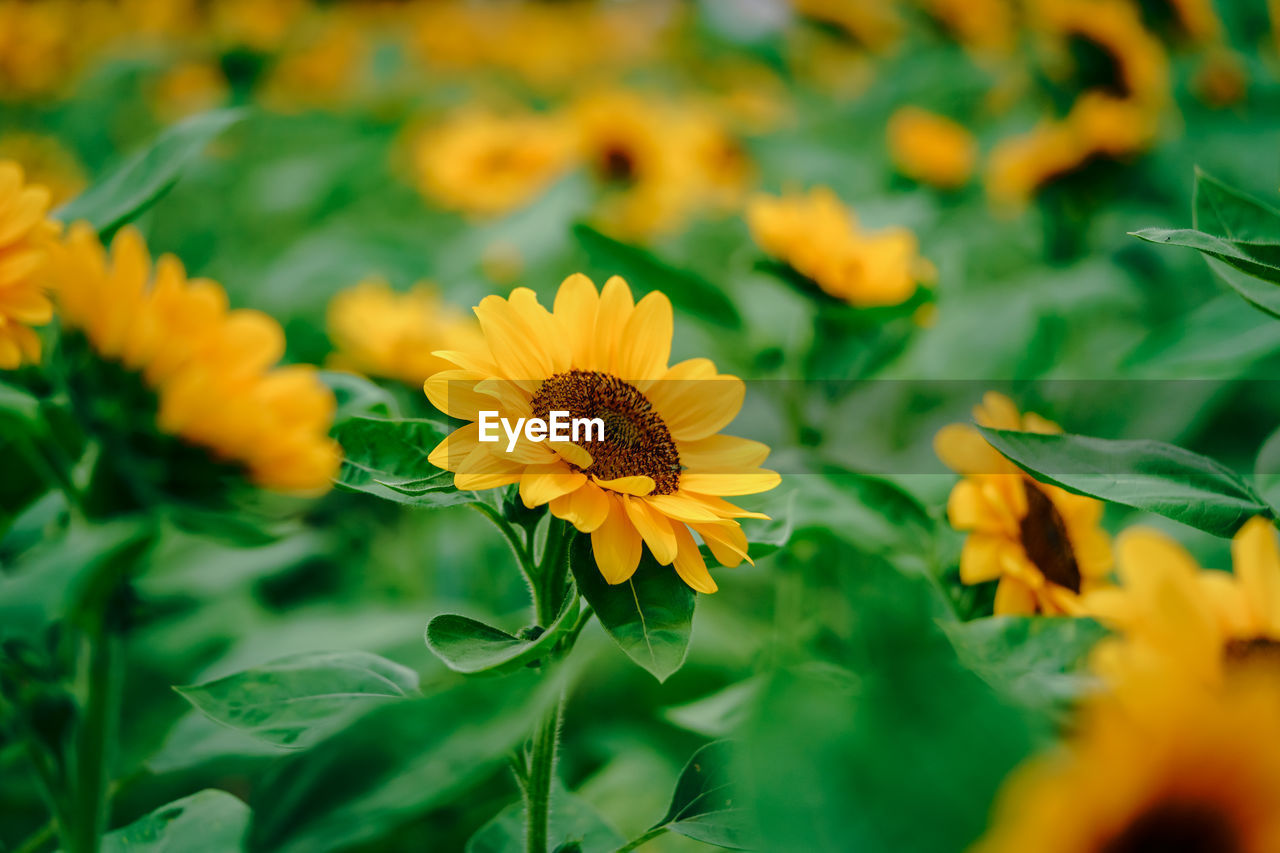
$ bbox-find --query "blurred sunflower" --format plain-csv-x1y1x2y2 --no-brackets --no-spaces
424,274,779,593
326,279,484,388
0,161,57,370
747,186,930,307
46,224,339,493
934,392,1113,615
412,108,575,219
0,133,85,207
917,0,1017,58
887,107,977,189
149,61,230,122
973,670,1280,853
790,0,903,52
1084,519,1280,691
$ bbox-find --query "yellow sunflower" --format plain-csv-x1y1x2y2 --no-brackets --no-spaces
917,0,1017,58
411,108,575,219
972,669,1280,853
0,134,85,207
747,186,930,307
424,274,780,593
886,107,978,190
934,392,1113,615
1083,518,1280,691
326,279,484,388
45,224,339,492
0,161,58,370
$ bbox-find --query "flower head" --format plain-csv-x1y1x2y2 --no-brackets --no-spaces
887,107,977,190
0,134,85,206
0,161,57,370
326,279,484,388
747,186,929,307
412,108,575,219
425,274,780,593
934,392,1113,615
973,670,1280,853
46,224,339,493
1083,518,1280,691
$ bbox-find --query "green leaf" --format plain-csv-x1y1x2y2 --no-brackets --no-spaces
319,371,400,421
55,109,246,238
1193,168,1280,248
1256,425,1280,510
1205,255,1280,319
332,416,473,507
0,379,43,431
97,790,250,853
465,784,623,853
653,741,754,849
572,224,743,329
426,581,580,675
247,670,555,853
944,617,1107,719
819,466,935,544
1130,226,1280,285
568,535,694,682
663,677,762,737
175,650,420,748
980,427,1273,537
703,490,795,566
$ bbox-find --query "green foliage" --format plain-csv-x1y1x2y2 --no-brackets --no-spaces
980,427,1274,537
568,535,694,683
427,581,580,675
176,650,421,748
332,416,472,507
652,740,754,849
466,784,623,853
99,790,250,853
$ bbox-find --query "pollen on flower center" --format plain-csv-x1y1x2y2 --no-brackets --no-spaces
530,369,681,494
1099,800,1242,853
1019,480,1082,593
1224,637,1280,669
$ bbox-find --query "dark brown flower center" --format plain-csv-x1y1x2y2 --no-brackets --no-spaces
597,143,637,184
1224,636,1280,669
1099,800,1242,853
530,369,680,495
1020,479,1082,594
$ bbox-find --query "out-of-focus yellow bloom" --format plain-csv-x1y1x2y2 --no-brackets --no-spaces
1083,519,1280,692
0,134,84,207
208,0,307,52
0,0,88,98
412,109,576,219
1194,48,1248,108
934,393,1113,615
791,0,903,51
887,107,977,189
917,0,1017,57
409,0,675,90
326,279,484,388
572,91,747,240
149,61,229,122
0,162,57,370
424,274,779,593
1032,0,1169,109
1165,0,1224,43
747,187,928,307
260,14,369,111
972,670,1280,853
46,224,339,492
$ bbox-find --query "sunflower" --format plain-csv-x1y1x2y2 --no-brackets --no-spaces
0,134,85,207
887,107,978,190
45,224,339,493
918,0,1017,58
326,279,484,388
1083,518,1280,691
972,669,1280,853
934,392,1113,615
790,0,904,52
411,108,575,219
424,274,780,593
0,161,57,370
747,186,930,307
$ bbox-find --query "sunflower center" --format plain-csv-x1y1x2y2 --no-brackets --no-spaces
1099,800,1242,853
597,143,637,184
1019,480,1082,594
530,369,680,495
1224,636,1280,669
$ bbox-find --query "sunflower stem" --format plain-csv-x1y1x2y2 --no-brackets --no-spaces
613,826,668,852
67,626,120,853
525,689,564,853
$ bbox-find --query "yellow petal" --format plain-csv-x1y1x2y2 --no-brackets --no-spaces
678,470,780,497
648,372,745,442
590,275,635,372
692,521,751,567
1232,517,1280,635
933,423,1011,476
552,479,611,533
624,496,678,565
428,422,482,472
591,496,642,584
959,534,1007,584
678,434,770,472
615,290,672,388
594,474,656,496
552,273,599,367
520,465,587,507
993,576,1036,615
424,370,493,421
672,523,717,593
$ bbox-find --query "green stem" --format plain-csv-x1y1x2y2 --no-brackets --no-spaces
11,819,55,853
472,502,535,586
13,432,83,515
613,826,668,853
525,691,564,853
535,519,570,624
67,630,121,853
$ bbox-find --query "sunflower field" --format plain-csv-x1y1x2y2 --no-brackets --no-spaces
3,1,1280,851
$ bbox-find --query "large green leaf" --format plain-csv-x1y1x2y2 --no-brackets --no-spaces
652,740,754,849
175,651,421,748
426,582,580,675
319,371,400,421
980,427,1273,537
247,670,555,853
1193,168,1280,248
1255,425,1280,510
332,416,473,507
0,379,43,432
465,784,623,853
572,224,743,329
1130,226,1280,284
944,617,1106,719
568,535,694,683
55,109,246,237
97,790,250,853
1206,255,1280,319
